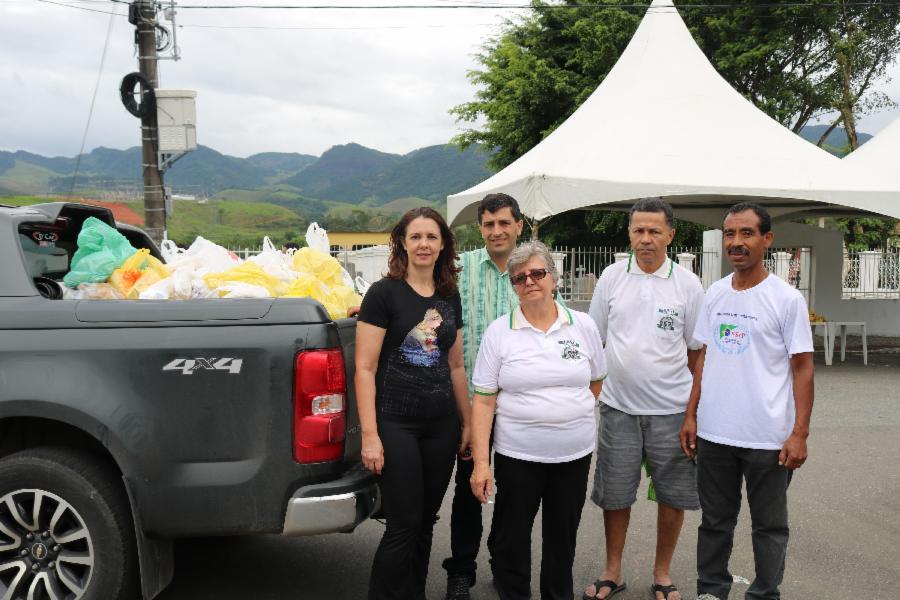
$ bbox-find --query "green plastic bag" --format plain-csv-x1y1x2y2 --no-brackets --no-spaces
63,217,138,287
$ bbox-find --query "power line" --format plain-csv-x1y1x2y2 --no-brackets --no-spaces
179,21,498,28
68,1,119,199
34,0,125,15
119,1,900,9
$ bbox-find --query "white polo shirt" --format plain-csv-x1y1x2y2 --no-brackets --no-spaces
472,303,607,463
693,274,814,450
589,255,705,415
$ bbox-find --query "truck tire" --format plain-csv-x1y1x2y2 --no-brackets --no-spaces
0,447,139,600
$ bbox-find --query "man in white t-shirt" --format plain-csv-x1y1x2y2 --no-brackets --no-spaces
585,198,705,600
680,203,814,600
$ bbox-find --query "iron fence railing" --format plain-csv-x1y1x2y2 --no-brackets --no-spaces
227,243,900,303
842,249,900,299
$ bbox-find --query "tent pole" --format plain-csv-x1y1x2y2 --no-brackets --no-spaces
530,217,541,240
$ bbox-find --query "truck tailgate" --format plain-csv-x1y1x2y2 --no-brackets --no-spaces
334,317,361,462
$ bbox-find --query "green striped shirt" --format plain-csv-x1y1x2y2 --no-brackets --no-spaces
458,247,518,395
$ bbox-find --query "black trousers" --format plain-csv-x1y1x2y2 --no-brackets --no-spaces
491,453,591,600
442,418,496,582
696,438,793,600
369,413,459,600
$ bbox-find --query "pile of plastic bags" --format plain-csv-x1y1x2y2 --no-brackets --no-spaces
62,218,363,319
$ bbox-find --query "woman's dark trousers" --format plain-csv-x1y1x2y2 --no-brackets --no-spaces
369,413,459,600
490,453,591,600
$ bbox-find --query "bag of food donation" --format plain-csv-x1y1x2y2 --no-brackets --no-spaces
109,249,171,299
63,217,137,288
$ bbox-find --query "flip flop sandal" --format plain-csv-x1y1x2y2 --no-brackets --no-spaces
583,579,627,600
651,583,680,599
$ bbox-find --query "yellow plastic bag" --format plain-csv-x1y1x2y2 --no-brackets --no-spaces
283,273,361,319
283,273,327,301
292,248,344,289
203,262,286,297
109,249,171,299
323,285,362,320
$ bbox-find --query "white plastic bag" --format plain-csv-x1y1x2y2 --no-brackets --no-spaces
247,236,298,283
210,282,272,298
158,236,241,298
138,276,175,300
305,223,330,254
354,275,372,296
168,236,240,276
160,238,183,264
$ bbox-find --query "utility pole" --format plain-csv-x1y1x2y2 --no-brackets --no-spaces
134,0,166,245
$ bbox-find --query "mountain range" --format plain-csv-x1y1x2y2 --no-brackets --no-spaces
0,142,493,209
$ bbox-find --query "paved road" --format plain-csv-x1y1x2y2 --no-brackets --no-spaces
157,353,900,599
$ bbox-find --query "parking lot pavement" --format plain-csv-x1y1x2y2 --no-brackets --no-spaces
158,355,900,599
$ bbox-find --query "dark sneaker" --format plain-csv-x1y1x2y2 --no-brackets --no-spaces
445,574,471,600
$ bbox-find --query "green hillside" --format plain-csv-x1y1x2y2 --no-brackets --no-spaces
283,143,405,202
377,145,491,201
0,195,56,207
0,161,63,195
158,200,306,248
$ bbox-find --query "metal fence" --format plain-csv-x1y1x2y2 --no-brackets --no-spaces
842,248,900,299
545,246,717,302
229,243,900,303
764,247,811,304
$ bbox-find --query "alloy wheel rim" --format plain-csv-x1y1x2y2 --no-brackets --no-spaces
0,489,94,600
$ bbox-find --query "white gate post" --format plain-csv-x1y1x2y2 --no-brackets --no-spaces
773,251,792,283
677,252,695,273
859,250,882,297
701,230,723,289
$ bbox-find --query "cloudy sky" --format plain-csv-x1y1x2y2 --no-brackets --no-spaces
2,0,899,159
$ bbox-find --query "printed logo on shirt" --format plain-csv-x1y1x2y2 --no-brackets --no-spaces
714,322,751,355
558,339,582,360
398,307,445,367
655,306,681,333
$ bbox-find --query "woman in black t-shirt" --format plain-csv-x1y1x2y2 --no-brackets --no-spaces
356,207,471,600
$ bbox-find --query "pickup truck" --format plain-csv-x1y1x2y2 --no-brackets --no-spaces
0,202,379,600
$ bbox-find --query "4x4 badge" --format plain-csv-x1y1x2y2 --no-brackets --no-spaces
162,358,243,375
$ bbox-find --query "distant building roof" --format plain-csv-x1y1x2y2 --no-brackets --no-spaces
328,232,390,250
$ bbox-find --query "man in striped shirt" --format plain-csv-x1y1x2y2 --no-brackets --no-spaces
442,193,524,600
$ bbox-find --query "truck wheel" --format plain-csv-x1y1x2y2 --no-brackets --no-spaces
0,447,138,600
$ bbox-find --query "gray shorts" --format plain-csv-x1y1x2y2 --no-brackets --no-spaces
591,403,699,511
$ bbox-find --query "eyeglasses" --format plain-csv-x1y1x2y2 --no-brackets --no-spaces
510,269,548,286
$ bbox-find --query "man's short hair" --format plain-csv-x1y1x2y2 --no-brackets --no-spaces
724,202,772,235
477,193,523,224
629,197,674,228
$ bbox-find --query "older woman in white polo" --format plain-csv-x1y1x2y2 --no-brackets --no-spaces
469,241,606,600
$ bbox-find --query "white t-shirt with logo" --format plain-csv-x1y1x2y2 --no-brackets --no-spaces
588,256,705,415
472,303,607,463
693,274,814,450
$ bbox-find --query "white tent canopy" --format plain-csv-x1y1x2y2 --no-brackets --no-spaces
843,115,900,190
447,0,900,228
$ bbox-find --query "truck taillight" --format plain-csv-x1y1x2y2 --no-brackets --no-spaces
293,349,347,463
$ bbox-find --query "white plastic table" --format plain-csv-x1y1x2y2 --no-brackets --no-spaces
810,321,867,365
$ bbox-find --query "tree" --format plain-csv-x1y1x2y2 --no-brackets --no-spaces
816,0,900,150
833,217,899,250
681,0,838,133
324,207,397,232
451,1,646,171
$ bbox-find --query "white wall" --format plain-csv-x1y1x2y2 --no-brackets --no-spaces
768,223,899,336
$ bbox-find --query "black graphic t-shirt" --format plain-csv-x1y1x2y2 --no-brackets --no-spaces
358,277,463,418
